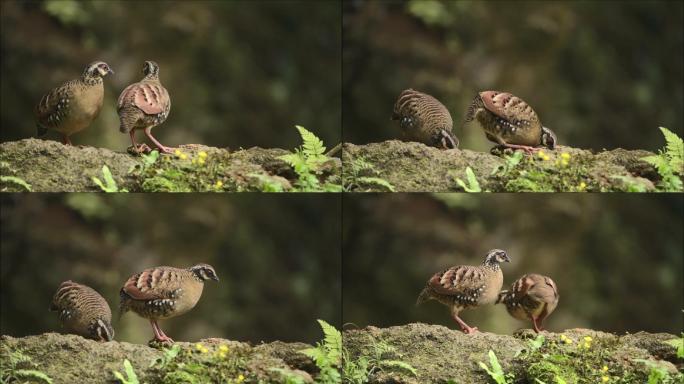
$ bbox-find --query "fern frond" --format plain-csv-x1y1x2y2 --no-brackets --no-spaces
659,127,683,174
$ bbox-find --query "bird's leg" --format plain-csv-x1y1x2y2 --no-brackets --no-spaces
144,127,175,154
502,143,542,154
62,135,72,146
452,312,478,334
128,130,151,154
150,319,174,343
532,317,543,333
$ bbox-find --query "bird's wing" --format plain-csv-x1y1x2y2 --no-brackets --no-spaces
480,91,540,128
392,88,420,120
427,265,486,296
118,81,168,115
121,267,180,301
35,80,75,128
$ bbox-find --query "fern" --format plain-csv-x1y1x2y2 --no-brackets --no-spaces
0,348,52,383
478,350,513,384
664,334,684,358
454,166,482,192
279,126,341,192
112,359,140,384
342,156,395,192
12,369,53,383
92,165,128,192
300,319,341,383
0,175,32,191
342,339,417,383
642,127,683,191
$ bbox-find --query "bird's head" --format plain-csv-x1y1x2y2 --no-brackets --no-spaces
541,126,557,149
189,263,219,282
91,318,114,342
484,249,510,266
142,60,160,79
83,61,113,79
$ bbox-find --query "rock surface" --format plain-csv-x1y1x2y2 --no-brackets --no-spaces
343,323,682,383
1,333,316,383
342,141,663,192
0,138,339,192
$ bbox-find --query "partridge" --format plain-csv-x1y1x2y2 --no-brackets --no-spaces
119,263,219,343
497,273,559,332
50,280,114,341
35,61,113,145
117,61,173,154
392,89,459,149
464,91,556,153
417,249,510,334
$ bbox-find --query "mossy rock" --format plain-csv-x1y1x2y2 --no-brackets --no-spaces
342,323,681,383
0,139,337,192
0,333,316,383
342,140,662,192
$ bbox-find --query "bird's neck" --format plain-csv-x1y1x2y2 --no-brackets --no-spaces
81,75,103,86
482,262,500,272
142,74,159,82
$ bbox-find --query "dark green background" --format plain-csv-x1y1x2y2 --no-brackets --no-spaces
343,0,684,151
342,194,683,334
1,0,341,150
0,194,341,344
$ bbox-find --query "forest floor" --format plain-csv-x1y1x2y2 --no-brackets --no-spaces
1,332,317,383
2,325,680,383
0,138,340,192
343,323,682,384
342,140,664,192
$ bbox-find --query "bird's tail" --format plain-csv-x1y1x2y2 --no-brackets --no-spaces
416,287,431,306
118,290,129,321
440,129,459,149
496,290,509,305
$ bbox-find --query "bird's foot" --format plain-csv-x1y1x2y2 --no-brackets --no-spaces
156,145,176,154
462,326,479,334
127,144,152,156
148,337,174,348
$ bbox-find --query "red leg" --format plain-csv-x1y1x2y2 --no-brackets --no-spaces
532,317,543,333
144,127,174,154
62,135,72,146
150,319,174,343
502,143,541,154
452,312,479,334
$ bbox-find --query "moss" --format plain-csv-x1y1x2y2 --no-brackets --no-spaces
0,139,335,192
341,141,660,192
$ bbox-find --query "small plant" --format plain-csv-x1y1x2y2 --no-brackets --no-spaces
478,350,513,384
342,338,417,383
634,359,681,384
0,161,32,191
300,319,341,383
453,166,482,192
112,359,140,384
342,156,395,192
279,126,342,192
664,333,684,359
0,347,52,383
93,165,128,192
248,173,288,192
642,127,683,191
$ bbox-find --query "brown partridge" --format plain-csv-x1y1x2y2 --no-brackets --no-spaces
392,89,459,149
117,61,172,154
35,61,113,145
464,91,556,153
497,273,559,332
119,263,218,343
417,249,510,334
50,280,114,341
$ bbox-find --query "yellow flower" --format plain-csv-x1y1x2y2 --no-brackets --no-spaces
180,153,188,160
602,365,609,372
561,152,571,160
219,345,229,353
578,182,587,191
537,150,546,158
215,180,223,189
199,151,208,158
560,334,567,340
174,149,182,156
201,347,209,354
198,158,206,165
602,376,609,382
237,374,245,383
218,351,227,358
561,159,569,166
583,342,591,349
584,336,593,342
195,343,204,351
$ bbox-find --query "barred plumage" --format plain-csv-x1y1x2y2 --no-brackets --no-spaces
497,273,559,332
464,91,556,152
35,61,113,145
417,249,510,334
119,263,218,343
392,89,458,149
118,61,173,154
50,280,114,341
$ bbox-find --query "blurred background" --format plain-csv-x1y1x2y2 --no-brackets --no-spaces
0,194,341,344
343,194,683,334
1,0,341,150
343,0,684,151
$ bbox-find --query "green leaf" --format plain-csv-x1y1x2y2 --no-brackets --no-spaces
0,175,32,191
112,359,139,384
660,127,683,173
141,150,160,166
13,369,53,383
478,350,509,384
455,167,482,192
381,360,417,375
356,177,395,192
296,125,326,160
664,336,684,358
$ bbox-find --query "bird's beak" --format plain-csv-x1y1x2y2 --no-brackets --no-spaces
108,68,115,74
212,276,220,282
